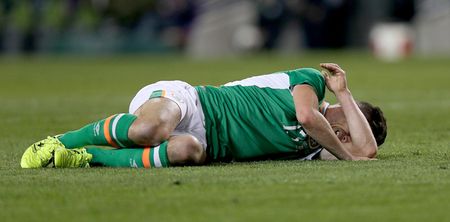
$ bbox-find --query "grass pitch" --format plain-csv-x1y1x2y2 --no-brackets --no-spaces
0,52,449,222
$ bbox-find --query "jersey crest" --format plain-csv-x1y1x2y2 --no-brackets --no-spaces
307,136,322,150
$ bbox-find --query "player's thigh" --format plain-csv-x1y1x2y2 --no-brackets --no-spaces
167,134,206,165
134,97,181,125
129,98,181,146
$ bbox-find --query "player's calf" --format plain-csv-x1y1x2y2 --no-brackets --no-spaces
58,113,138,148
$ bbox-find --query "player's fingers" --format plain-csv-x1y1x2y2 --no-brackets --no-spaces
320,63,342,73
320,64,338,76
320,63,339,68
331,66,346,77
330,64,344,73
320,63,334,69
321,69,331,77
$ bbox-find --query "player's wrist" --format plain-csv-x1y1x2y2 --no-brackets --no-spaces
334,89,351,99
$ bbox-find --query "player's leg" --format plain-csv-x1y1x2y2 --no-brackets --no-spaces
127,97,181,147
21,80,200,168
57,97,180,148
54,134,206,168
57,81,190,149
57,113,139,149
20,98,180,168
165,134,206,166
21,112,140,169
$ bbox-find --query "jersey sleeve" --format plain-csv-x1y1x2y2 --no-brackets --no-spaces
285,68,326,103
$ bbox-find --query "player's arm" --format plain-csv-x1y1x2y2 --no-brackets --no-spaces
292,84,361,161
320,63,378,158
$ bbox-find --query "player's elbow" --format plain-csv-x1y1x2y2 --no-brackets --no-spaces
360,142,377,158
366,144,378,158
297,110,316,128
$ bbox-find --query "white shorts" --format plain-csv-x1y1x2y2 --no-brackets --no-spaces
128,81,207,149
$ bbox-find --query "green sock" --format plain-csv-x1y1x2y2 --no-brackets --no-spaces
86,141,170,168
59,113,137,148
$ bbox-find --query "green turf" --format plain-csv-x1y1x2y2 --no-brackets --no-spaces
0,52,449,222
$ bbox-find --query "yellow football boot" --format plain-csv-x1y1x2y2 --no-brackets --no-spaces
21,136,64,168
54,147,92,168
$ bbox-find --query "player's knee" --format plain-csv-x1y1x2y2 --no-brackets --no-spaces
184,138,205,164
168,135,205,165
129,120,171,146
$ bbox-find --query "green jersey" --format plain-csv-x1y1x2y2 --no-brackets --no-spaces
195,68,326,162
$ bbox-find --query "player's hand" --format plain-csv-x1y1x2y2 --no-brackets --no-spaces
320,63,349,95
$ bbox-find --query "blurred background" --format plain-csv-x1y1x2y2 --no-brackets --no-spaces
0,0,449,60
1,3,450,221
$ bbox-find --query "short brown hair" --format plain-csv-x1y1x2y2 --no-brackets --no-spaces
357,101,387,146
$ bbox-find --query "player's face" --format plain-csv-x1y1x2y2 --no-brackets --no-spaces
324,104,346,124
325,104,351,143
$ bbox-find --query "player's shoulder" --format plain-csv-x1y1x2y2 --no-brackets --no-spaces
284,67,326,101
284,67,323,78
222,67,324,90
223,72,289,89
284,67,325,84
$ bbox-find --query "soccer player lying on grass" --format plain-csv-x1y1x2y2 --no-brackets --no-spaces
21,63,387,168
